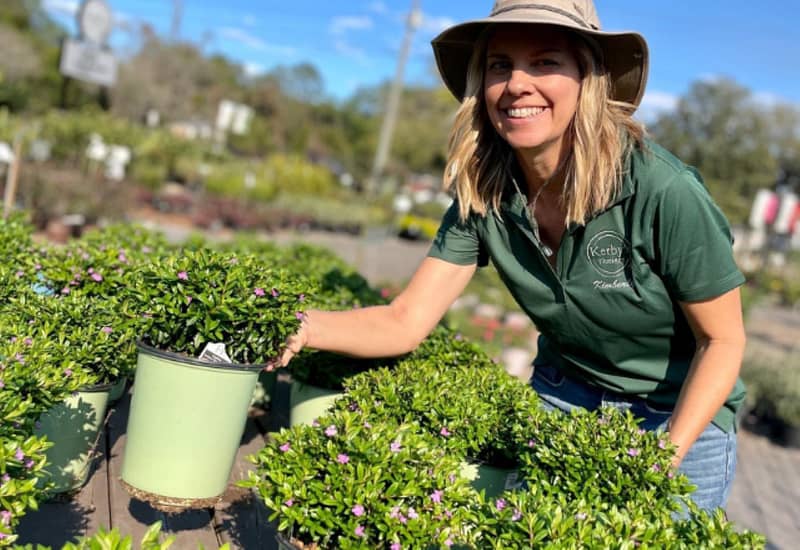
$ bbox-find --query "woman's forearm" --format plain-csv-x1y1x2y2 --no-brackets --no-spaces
303,304,424,358
668,336,745,465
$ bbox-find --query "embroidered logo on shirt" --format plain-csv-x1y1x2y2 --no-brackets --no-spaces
586,230,631,277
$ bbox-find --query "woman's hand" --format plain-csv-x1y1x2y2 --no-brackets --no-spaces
265,323,308,371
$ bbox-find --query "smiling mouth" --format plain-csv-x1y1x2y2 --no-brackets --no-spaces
504,106,546,118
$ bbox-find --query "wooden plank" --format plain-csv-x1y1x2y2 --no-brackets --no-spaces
106,389,220,548
214,412,277,549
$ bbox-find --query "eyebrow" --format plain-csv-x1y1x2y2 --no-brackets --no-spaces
486,48,564,57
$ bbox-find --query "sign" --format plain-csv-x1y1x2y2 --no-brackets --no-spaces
60,38,117,87
78,0,113,45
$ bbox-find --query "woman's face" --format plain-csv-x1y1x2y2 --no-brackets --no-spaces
483,25,582,158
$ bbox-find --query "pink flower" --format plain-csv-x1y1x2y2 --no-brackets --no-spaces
24,459,34,469
439,427,451,437
430,490,443,504
254,287,265,297
284,498,294,507
658,439,667,449
271,288,279,297
14,448,24,461
61,287,70,295
23,338,32,346
101,326,113,334
311,419,320,427
186,296,193,304
64,369,73,377
0,510,10,525
389,506,401,519
495,498,507,511
637,428,646,435
279,443,291,452
88,267,94,274
512,508,522,521
651,464,662,472
298,293,305,302
390,441,402,453
15,271,24,278
177,271,188,280
407,507,418,519
1,474,9,483
352,504,365,517
354,525,365,537
324,425,338,437
444,538,453,547
391,543,401,550
363,421,371,429
34,263,41,270
527,439,536,448
627,448,640,457
295,312,305,321
0,380,4,389
118,252,128,263
91,272,103,282
337,454,350,464
667,471,674,479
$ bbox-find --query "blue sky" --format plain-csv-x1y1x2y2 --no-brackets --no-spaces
44,0,799,121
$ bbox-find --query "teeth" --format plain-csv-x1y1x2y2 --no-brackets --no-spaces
506,107,545,118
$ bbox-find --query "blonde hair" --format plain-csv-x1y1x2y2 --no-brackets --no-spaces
443,29,646,226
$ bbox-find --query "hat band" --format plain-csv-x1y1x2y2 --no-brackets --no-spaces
490,3,599,30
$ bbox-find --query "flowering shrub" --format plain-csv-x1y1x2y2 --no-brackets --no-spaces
340,327,539,467
288,351,401,391
467,486,765,549
0,211,33,260
13,521,180,550
126,249,316,364
1,293,137,384
243,410,476,549
513,406,693,511
0,434,51,545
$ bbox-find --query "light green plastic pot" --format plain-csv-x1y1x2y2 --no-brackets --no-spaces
289,381,343,427
35,383,112,493
121,343,261,507
460,461,520,498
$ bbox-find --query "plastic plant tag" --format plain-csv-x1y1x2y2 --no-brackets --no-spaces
198,342,233,363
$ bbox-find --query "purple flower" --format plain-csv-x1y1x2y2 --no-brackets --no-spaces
61,287,70,295
354,525,365,537
24,459,34,469
495,498,507,511
627,448,640,457
389,506,400,519
279,443,291,452
430,490,443,504
651,464,662,472
88,267,94,274
352,504,365,517
34,263,42,271
439,427,451,437
118,252,128,263
295,312,305,321
15,270,24,278
101,326,113,334
311,419,320,427
637,428,646,435
1,474,9,484
14,448,24,461
391,543,401,550
454,333,463,341
527,439,536,448
398,514,407,524
254,287,265,297
407,507,418,519
324,425,338,437
298,293,305,302
284,498,294,507
337,454,350,464
271,288,279,297
658,439,667,449
390,441,402,453
64,368,73,377
363,421,371,429
23,338,32,346
0,510,10,525
445,538,453,547
512,508,523,521
177,271,188,280
667,471,674,479
91,272,103,282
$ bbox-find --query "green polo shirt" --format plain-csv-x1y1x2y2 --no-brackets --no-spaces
428,140,746,432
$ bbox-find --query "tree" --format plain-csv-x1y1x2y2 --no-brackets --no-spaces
650,78,778,223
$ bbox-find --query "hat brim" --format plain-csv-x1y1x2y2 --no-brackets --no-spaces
432,15,649,108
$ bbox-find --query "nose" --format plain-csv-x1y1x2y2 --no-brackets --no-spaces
506,68,534,96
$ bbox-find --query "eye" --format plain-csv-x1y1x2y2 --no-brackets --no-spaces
486,59,511,72
534,58,559,67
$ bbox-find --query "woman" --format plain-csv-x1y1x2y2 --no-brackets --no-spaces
275,0,746,513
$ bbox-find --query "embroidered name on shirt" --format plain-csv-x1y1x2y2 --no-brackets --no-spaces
593,279,631,290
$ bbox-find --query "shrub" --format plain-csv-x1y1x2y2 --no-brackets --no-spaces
243,410,476,549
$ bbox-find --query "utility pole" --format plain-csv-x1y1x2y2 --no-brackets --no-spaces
365,0,421,196
170,0,183,42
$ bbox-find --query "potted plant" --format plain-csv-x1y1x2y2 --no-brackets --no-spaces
242,409,477,549
339,327,539,497
1,292,135,493
119,248,314,510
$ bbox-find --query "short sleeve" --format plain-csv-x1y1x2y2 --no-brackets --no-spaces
427,200,489,267
654,168,745,302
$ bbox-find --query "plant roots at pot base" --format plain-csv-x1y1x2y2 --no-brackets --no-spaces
119,478,221,513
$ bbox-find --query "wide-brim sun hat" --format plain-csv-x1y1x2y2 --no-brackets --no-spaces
432,0,649,107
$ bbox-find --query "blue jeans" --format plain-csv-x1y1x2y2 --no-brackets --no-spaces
530,363,737,513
